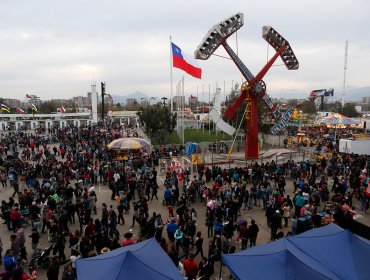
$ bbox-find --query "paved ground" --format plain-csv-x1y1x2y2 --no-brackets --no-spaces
1,144,369,279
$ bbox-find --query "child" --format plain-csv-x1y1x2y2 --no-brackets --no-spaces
27,264,39,280
168,204,174,218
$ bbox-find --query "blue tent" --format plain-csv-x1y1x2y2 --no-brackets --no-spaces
76,238,183,280
222,224,370,280
185,142,198,156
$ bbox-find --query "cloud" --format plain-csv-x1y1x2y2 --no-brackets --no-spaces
0,0,369,101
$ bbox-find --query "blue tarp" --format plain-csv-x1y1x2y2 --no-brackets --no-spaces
76,238,183,280
222,224,370,280
185,142,198,156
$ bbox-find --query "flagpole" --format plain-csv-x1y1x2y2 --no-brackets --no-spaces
202,85,205,134
196,85,199,131
170,35,174,113
182,76,185,146
208,84,211,135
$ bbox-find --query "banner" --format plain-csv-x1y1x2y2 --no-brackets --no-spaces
191,153,204,165
270,109,293,135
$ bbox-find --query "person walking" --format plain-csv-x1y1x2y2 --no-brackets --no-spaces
238,222,249,250
270,210,282,241
193,231,204,258
183,253,198,280
198,257,212,280
166,218,178,243
282,203,291,227
0,171,7,187
154,214,164,242
248,219,259,247
174,226,184,255
109,211,120,239
151,182,159,201
47,256,61,280
117,202,125,225
29,228,40,255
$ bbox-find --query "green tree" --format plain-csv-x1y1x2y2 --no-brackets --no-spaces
298,100,317,115
224,83,270,134
137,104,177,143
339,103,359,117
125,101,141,111
38,101,58,113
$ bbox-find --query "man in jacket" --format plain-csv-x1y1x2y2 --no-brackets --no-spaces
183,253,198,280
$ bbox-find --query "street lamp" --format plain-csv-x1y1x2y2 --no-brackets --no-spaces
161,97,168,107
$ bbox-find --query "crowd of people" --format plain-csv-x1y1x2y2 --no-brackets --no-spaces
0,122,369,280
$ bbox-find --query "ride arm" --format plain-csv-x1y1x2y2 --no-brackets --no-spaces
222,42,254,120
222,42,255,83
224,90,247,120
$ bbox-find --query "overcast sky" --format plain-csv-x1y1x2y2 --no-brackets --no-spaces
0,0,369,102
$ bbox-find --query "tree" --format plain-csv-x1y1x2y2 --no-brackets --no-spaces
38,101,58,114
224,83,270,135
125,101,141,111
137,104,177,143
298,100,317,115
224,83,245,129
339,103,359,117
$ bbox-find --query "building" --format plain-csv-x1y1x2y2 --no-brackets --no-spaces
87,92,93,106
51,99,73,106
173,95,185,111
362,97,370,104
72,96,88,107
3,99,21,108
26,95,42,107
126,98,137,105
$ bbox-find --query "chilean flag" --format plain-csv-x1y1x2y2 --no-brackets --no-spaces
171,42,202,79
61,106,66,113
17,108,25,114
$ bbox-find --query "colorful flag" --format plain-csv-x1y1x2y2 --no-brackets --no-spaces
171,42,202,79
17,108,25,114
107,94,113,99
31,104,38,112
190,95,196,99
26,94,32,98
61,106,66,113
1,103,10,113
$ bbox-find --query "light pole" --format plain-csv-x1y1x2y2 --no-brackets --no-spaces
101,82,106,123
161,97,168,107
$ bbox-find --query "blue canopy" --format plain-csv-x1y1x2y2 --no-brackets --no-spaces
185,142,198,155
222,224,370,280
76,238,183,280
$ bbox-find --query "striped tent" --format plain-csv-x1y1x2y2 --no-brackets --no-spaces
316,113,360,125
107,137,151,151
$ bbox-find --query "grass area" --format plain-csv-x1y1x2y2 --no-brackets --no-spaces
150,129,233,145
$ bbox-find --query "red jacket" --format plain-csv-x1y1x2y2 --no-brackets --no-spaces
183,258,198,278
10,210,22,221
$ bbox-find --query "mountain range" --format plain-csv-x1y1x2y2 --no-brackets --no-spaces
341,86,370,101
111,92,149,104
111,87,370,104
